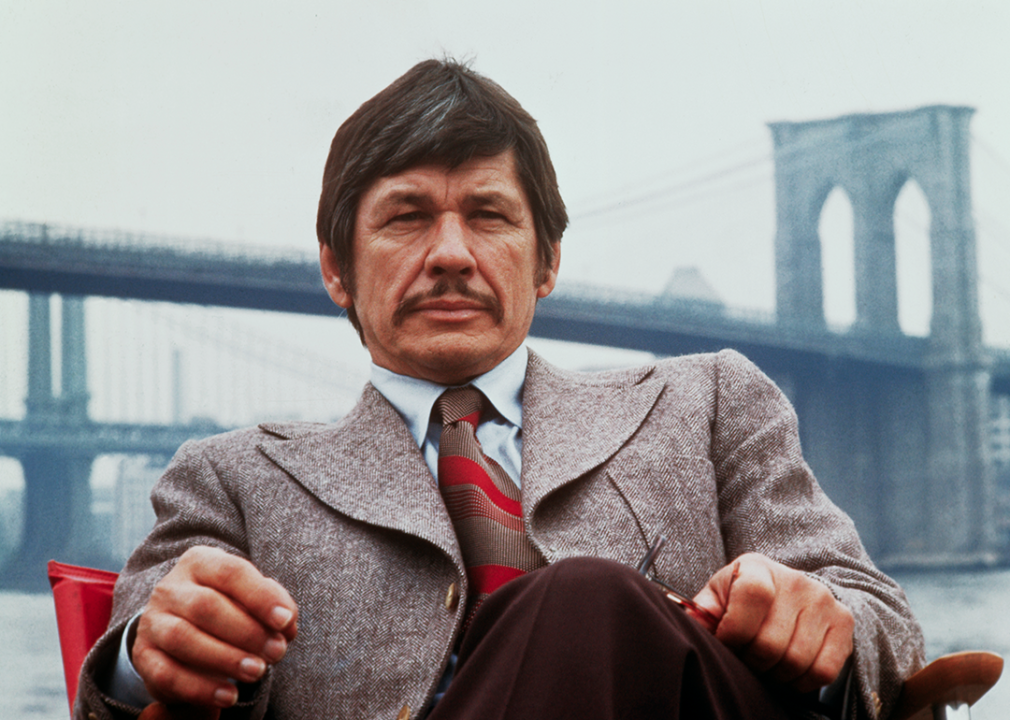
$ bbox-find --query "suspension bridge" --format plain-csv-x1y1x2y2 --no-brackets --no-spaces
2,104,1010,590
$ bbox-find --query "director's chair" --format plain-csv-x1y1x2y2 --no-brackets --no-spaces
48,560,1002,720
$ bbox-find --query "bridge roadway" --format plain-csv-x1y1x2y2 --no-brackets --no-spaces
4,221,1009,385
3,220,1010,584
0,418,225,456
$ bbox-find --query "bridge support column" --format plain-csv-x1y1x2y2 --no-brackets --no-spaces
4,450,105,589
2,293,112,590
770,131,826,331
915,120,996,561
62,296,90,422
851,191,900,334
919,363,995,562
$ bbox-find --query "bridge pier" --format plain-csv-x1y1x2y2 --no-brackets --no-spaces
4,449,109,589
2,293,115,590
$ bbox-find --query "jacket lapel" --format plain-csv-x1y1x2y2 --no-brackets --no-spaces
257,385,462,568
256,354,664,568
521,350,665,516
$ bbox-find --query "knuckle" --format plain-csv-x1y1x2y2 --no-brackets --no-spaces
804,658,839,689
735,578,773,609
211,558,241,585
146,658,176,693
148,580,176,610
157,615,195,654
183,586,218,620
745,636,781,669
132,643,155,673
778,645,809,677
181,545,214,567
837,607,855,635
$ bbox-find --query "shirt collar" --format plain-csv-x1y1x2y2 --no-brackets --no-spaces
369,344,528,449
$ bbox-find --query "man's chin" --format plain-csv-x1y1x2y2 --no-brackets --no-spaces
411,337,511,384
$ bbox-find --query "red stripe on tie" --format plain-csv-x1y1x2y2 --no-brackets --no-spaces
436,386,546,628
438,456,522,516
468,564,526,595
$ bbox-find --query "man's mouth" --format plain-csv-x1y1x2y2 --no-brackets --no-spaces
394,279,503,326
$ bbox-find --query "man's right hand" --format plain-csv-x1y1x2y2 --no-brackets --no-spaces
131,546,299,709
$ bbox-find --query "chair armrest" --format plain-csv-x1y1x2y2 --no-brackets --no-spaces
891,651,1003,720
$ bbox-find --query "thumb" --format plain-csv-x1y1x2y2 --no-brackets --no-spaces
691,560,741,632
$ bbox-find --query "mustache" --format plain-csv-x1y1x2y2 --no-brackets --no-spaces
393,278,504,327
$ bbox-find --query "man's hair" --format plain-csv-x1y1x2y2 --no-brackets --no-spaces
316,58,568,336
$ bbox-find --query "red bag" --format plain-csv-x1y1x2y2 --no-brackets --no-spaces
48,560,119,712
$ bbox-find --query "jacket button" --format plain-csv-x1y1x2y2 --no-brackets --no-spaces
397,703,410,720
444,582,459,611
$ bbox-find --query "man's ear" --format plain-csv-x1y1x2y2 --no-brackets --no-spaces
319,243,353,309
536,242,562,299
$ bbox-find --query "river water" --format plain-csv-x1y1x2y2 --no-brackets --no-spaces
3,567,1008,719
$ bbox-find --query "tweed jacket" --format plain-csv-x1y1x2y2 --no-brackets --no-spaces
76,349,924,720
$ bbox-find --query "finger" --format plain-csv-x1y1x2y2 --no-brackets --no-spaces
137,610,270,685
760,596,837,684
753,576,854,689
740,601,799,674
182,547,299,638
133,643,241,709
713,557,775,649
148,579,289,661
787,615,854,693
690,585,726,631
691,559,743,632
683,602,720,633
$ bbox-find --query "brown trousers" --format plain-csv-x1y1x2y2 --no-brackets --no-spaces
429,557,818,720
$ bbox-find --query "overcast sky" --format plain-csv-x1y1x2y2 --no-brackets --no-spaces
2,0,1009,345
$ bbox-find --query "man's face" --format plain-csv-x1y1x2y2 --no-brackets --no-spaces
320,150,560,385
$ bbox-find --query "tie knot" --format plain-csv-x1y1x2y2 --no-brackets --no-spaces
436,386,484,427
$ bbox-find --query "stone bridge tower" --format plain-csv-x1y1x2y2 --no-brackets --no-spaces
3,294,106,587
768,106,996,565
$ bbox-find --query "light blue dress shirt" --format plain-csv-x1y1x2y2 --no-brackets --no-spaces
370,343,527,487
107,346,529,707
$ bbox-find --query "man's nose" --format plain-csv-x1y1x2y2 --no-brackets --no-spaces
424,214,476,278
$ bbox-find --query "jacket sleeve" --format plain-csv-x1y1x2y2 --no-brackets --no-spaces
73,437,273,720
709,349,926,720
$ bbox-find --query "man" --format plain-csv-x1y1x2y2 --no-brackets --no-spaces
76,59,924,720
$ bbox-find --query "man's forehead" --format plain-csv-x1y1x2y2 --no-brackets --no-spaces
366,151,524,202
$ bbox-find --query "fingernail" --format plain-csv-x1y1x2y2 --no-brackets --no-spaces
214,686,238,707
263,635,287,662
240,656,266,680
269,605,294,630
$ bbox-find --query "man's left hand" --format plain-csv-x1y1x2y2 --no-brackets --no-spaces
691,553,854,693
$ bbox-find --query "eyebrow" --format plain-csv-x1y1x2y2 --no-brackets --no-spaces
371,188,524,215
467,191,523,212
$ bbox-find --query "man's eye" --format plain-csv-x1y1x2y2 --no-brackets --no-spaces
473,210,506,222
389,211,424,224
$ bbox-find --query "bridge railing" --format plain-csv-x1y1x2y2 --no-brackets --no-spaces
0,219,315,266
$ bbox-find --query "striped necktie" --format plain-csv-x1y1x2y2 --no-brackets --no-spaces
436,386,545,624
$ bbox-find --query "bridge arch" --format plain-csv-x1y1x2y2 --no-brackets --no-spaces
893,178,933,337
818,185,856,329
